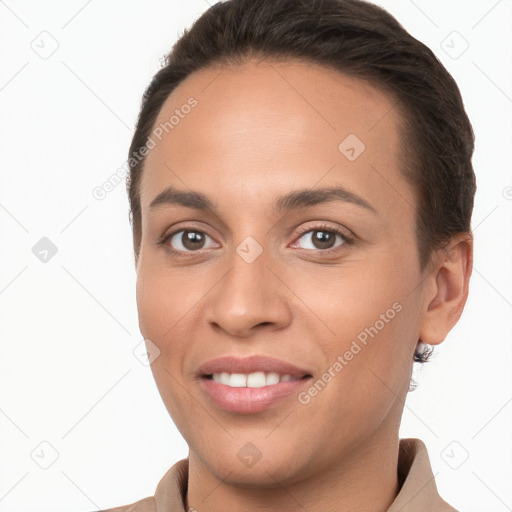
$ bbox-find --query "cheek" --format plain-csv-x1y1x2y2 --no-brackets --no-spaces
302,255,421,395
136,265,201,432
302,255,416,337
135,260,208,387
136,258,200,341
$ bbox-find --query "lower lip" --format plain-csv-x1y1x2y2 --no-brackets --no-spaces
200,376,312,414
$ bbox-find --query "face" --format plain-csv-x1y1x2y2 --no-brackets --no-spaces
135,58,430,486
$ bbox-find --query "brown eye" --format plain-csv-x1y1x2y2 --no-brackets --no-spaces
166,230,215,252
295,227,347,251
310,230,336,250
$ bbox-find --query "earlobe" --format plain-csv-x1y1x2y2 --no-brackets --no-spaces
419,234,473,345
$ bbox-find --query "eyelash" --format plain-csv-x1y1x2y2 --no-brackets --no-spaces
158,222,353,259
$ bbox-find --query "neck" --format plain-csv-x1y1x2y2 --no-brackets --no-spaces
186,430,400,512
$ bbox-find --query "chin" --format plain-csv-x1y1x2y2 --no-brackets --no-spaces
195,440,314,488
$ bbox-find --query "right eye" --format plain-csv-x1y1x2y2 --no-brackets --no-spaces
160,229,219,255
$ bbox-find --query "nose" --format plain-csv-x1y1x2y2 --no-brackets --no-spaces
205,244,292,338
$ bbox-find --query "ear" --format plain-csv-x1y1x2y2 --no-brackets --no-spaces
419,233,473,345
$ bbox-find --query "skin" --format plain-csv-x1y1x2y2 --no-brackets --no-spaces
135,58,472,512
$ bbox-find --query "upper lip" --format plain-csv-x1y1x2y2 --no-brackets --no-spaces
198,355,312,379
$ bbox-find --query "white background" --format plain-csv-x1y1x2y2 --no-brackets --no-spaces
0,1,511,511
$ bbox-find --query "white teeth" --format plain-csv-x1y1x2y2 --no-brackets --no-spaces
229,373,247,387
266,372,280,385
211,372,299,387
247,371,267,387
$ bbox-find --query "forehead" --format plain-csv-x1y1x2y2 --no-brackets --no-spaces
140,58,410,218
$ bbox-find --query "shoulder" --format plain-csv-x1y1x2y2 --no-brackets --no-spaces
98,496,157,512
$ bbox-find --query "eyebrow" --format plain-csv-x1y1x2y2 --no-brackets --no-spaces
149,185,377,214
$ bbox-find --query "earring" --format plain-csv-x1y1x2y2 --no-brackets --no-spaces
413,340,432,363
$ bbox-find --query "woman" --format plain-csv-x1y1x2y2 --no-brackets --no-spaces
105,0,475,509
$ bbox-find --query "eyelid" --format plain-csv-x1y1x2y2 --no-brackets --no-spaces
291,221,352,242
159,221,220,244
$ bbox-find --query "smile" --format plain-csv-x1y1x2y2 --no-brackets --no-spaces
208,371,303,387
197,354,313,413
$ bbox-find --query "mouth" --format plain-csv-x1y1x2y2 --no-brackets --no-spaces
197,355,313,414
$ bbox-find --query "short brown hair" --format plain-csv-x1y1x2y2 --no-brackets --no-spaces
127,0,476,271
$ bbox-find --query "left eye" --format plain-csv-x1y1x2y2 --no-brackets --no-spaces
293,228,347,251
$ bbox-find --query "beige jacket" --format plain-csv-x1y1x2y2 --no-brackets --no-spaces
101,438,457,511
